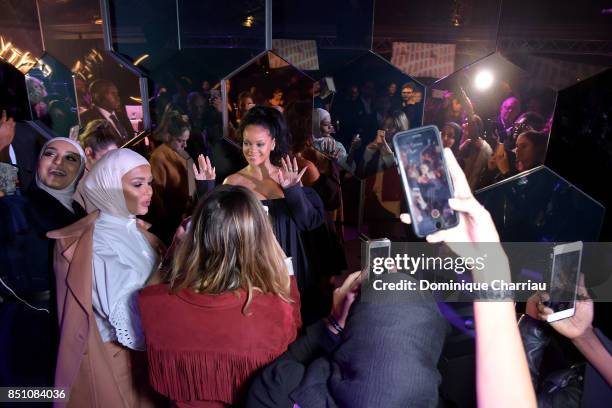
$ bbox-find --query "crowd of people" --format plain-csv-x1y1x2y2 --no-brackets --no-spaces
427,86,553,191
0,67,610,407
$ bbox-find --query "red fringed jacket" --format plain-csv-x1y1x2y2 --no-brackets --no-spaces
138,283,300,407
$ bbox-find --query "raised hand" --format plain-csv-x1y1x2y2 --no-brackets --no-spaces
349,134,362,152
527,274,594,340
0,110,16,151
400,148,506,280
367,130,385,150
278,155,307,188
192,154,216,181
320,137,341,159
329,271,362,331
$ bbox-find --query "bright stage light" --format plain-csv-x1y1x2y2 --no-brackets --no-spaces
474,70,494,91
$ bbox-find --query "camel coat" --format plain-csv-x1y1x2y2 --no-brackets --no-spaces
48,211,164,408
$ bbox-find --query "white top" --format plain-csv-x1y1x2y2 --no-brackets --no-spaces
91,212,157,351
97,106,122,137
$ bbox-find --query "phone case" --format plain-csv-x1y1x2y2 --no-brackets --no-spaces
392,125,459,237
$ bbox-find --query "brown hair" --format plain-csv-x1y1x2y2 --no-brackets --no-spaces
79,119,122,152
169,185,291,313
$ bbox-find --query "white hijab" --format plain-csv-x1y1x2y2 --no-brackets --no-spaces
312,108,331,139
36,137,86,213
83,148,150,218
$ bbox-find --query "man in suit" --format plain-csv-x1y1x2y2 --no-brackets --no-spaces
79,80,134,144
0,111,42,192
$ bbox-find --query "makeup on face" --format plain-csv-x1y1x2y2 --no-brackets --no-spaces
121,164,153,215
38,141,82,189
242,125,275,166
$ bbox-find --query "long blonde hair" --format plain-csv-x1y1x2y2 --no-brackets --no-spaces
169,185,291,312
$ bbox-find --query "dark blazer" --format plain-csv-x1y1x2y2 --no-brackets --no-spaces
1,122,43,192
0,186,84,387
79,106,134,143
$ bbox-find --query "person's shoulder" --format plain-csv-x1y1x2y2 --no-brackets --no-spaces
79,107,100,121
223,171,246,186
151,143,172,157
140,283,171,298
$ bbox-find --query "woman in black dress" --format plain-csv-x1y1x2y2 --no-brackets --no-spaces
0,137,86,387
195,106,324,324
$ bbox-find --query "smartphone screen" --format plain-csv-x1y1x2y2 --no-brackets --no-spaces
549,247,581,314
394,126,458,237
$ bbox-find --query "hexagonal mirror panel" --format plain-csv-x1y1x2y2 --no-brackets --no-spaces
0,58,30,121
1,0,44,67
424,52,557,191
373,0,502,79
476,166,604,242
38,0,104,69
75,57,145,144
545,68,612,240
321,51,425,177
272,0,374,78
106,0,179,72
223,50,314,143
25,54,79,138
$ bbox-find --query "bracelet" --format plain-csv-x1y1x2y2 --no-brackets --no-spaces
327,315,344,335
475,288,515,301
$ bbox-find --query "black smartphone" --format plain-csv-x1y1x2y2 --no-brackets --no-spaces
393,125,459,237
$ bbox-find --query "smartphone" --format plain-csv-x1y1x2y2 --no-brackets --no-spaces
0,163,19,195
68,125,80,141
547,241,583,322
393,125,459,237
364,238,391,279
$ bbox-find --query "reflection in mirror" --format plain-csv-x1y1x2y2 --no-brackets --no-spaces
38,0,103,69
76,70,142,145
107,0,179,72
322,52,424,177
545,68,612,240
0,59,31,121
0,0,44,65
25,55,79,138
476,166,604,242
424,53,556,191
497,0,612,89
272,1,374,78
224,51,314,143
373,0,502,77
38,0,145,143
313,52,425,240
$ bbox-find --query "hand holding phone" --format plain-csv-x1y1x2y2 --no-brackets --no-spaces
399,146,504,267
393,126,459,237
545,242,583,322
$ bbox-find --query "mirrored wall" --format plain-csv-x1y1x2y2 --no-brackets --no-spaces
424,52,556,191
25,54,79,137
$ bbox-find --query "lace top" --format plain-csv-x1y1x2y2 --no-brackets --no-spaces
92,212,157,350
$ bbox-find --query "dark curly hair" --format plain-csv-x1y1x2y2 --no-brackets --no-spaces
238,105,289,166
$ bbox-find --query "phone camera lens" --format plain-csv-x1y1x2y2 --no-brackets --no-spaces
435,222,442,229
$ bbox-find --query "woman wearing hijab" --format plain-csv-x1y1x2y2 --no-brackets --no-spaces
0,137,86,387
48,148,164,407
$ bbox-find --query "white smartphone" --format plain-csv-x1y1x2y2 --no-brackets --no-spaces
68,125,80,141
547,241,583,322
365,238,391,279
